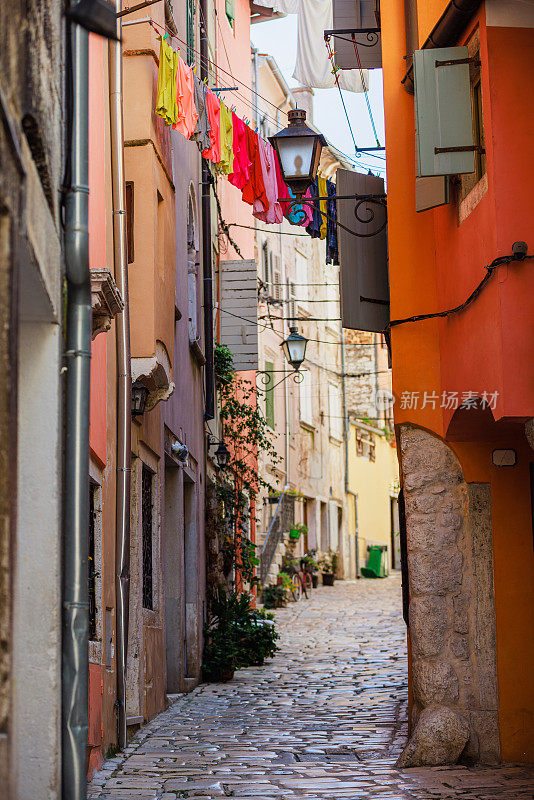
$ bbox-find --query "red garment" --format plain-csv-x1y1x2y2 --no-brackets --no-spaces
241,126,268,209
228,113,251,191
202,89,221,163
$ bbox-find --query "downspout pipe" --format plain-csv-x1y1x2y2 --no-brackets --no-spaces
201,0,215,420
340,328,359,577
109,2,132,750
62,19,91,800
401,0,482,92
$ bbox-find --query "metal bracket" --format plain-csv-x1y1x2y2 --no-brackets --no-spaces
434,145,485,154
435,57,481,68
324,27,380,38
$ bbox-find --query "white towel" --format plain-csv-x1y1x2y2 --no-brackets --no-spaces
254,0,368,93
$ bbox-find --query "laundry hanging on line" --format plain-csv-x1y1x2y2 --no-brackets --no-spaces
154,37,339,260
251,0,369,92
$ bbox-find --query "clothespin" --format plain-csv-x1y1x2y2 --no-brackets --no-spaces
193,65,197,75
163,32,169,41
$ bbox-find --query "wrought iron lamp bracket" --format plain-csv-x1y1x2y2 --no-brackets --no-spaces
256,369,305,393
282,192,387,238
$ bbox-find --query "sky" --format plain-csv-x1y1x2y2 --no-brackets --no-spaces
250,14,387,177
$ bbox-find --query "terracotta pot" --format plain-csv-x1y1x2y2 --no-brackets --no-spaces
220,667,235,682
322,572,335,586
312,574,319,588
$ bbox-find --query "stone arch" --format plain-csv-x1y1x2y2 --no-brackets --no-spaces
397,424,500,767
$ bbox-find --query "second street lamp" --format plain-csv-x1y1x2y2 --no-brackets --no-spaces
269,109,326,197
281,326,308,372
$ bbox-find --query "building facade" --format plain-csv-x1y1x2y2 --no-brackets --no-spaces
381,0,534,767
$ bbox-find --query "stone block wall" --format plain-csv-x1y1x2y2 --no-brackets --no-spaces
397,425,500,767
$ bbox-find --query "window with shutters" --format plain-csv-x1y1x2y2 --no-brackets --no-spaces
142,465,154,610
187,191,199,343
186,0,195,65
264,361,275,429
328,383,343,441
356,427,375,460
460,30,486,201
299,369,313,427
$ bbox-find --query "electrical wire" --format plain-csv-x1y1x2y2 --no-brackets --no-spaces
351,36,381,147
388,252,533,329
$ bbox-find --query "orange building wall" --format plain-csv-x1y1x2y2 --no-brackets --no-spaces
382,0,534,761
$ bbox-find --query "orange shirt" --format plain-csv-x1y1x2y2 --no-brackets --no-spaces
173,56,198,139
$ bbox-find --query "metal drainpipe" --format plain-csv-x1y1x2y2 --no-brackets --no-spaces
201,0,214,420
252,46,259,125
340,327,357,577
62,19,91,800
109,1,132,750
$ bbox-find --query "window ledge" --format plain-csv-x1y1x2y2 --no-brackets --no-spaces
190,337,206,366
329,435,343,445
459,172,488,224
300,420,315,432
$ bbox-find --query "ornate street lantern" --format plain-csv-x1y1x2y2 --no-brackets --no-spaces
214,441,231,469
281,326,308,371
269,109,326,197
131,380,149,416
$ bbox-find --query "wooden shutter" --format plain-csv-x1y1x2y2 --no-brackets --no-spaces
299,369,313,426
220,259,258,371
332,0,382,70
337,169,389,333
415,175,450,212
264,361,274,429
414,46,475,177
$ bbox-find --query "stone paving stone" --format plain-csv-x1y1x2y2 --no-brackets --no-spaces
88,577,534,800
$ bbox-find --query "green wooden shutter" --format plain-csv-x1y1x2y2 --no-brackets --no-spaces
226,0,235,25
414,46,475,177
265,361,274,430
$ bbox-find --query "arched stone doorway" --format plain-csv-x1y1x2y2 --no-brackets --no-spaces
397,424,500,767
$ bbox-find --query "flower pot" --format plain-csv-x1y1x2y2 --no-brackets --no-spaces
289,528,301,540
322,572,335,586
311,574,319,588
220,667,235,682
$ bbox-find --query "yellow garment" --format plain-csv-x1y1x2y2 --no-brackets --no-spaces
216,103,234,175
318,176,328,240
155,37,178,126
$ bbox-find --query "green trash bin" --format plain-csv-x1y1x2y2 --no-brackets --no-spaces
361,545,387,578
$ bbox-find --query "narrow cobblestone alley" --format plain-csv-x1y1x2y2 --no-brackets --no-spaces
88,577,534,800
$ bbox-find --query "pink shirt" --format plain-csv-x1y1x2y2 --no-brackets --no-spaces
202,90,221,163
173,57,198,139
228,113,252,191
253,139,283,224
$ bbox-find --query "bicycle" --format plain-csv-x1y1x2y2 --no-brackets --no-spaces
288,559,313,602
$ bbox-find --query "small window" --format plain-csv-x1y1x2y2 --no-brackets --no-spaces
356,428,375,460
142,466,154,610
264,361,275,430
126,182,134,263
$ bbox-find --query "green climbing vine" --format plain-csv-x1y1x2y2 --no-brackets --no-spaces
215,344,282,584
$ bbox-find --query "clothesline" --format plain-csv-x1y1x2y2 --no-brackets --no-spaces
155,34,339,262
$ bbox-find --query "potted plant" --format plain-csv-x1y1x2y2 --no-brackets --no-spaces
260,584,287,609
289,522,308,541
318,549,338,586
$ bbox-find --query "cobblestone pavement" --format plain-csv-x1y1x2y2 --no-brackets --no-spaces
88,576,534,799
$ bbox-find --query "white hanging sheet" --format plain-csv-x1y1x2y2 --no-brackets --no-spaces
254,0,368,92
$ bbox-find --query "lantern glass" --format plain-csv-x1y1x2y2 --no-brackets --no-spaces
281,327,308,371
131,381,149,416
276,136,316,182
214,442,230,469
